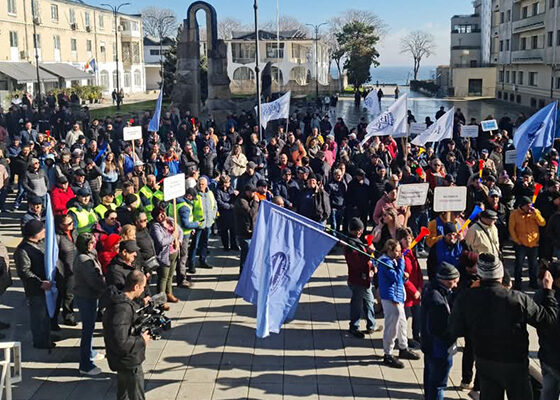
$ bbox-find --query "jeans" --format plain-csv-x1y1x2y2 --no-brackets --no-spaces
14,180,26,208
381,300,408,355
237,238,251,273
477,358,533,400
424,355,453,400
76,297,98,371
329,207,344,235
514,245,539,288
28,295,52,348
405,304,421,341
188,228,209,267
541,362,560,400
117,366,145,400
348,284,376,332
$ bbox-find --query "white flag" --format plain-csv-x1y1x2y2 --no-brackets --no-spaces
411,107,455,146
361,94,408,145
363,90,381,116
256,91,291,129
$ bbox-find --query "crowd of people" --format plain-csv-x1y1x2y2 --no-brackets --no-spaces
0,91,559,400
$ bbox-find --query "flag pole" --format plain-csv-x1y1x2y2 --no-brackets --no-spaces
254,0,262,141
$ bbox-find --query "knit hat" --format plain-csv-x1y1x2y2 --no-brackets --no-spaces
443,222,458,235
519,196,532,206
119,239,140,253
477,253,504,280
124,194,138,206
23,219,44,237
349,217,364,232
437,262,460,281
102,233,121,251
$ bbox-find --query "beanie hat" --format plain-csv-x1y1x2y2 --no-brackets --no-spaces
124,194,138,206
102,233,121,251
23,219,44,237
437,262,460,281
477,253,504,280
443,222,458,235
349,217,364,232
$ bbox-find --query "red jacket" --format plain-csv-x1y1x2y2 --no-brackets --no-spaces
404,251,423,307
344,238,373,288
51,186,75,215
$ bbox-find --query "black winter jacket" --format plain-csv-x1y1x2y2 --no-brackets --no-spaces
534,288,560,371
421,281,455,358
14,239,46,297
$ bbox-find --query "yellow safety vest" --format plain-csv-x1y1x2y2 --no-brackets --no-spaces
168,201,195,236
115,192,140,207
68,206,98,234
139,186,163,221
93,202,116,219
192,191,216,222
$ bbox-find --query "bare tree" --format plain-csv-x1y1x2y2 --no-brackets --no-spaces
142,7,178,39
262,16,309,35
400,30,435,81
218,17,249,40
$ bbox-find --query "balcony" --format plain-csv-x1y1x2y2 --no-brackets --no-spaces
451,29,481,33
512,13,545,33
511,48,544,63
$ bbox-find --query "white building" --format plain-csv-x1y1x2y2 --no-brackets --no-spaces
143,36,174,91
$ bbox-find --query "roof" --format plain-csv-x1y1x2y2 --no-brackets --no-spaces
143,36,176,46
231,30,308,41
0,62,58,83
39,63,91,80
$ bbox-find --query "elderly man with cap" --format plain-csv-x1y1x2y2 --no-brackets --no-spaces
68,188,98,234
51,175,75,216
449,253,558,400
14,220,55,349
70,169,92,197
22,157,49,206
465,209,501,258
485,188,508,244
188,177,217,269
421,262,460,400
234,184,260,273
427,222,463,281
296,173,331,224
272,167,298,209
509,196,546,290
235,161,261,192
21,196,44,233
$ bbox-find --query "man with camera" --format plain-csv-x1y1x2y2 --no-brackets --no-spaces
102,270,150,400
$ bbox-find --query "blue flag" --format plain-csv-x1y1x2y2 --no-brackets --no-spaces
148,85,163,132
235,201,337,338
514,101,557,168
45,194,59,318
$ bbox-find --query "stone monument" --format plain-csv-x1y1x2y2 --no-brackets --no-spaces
172,1,233,122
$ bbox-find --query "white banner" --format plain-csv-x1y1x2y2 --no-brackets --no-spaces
433,186,467,212
410,123,427,136
123,126,142,141
411,107,455,146
481,119,498,132
396,183,430,207
361,94,408,145
505,149,517,165
363,90,381,116
461,125,479,138
163,173,186,202
256,91,291,129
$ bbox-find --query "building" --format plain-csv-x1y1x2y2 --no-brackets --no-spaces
144,36,174,91
0,0,145,105
225,30,331,95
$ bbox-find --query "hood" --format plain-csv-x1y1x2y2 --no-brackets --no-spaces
99,284,129,308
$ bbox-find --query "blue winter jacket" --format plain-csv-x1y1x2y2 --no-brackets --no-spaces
377,255,406,303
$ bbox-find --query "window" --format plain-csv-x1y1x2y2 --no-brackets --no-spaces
231,43,255,62
506,71,510,83
51,4,58,21
499,70,504,82
519,71,524,84
500,40,504,51
69,9,75,24
532,35,538,49
510,93,515,102
149,49,160,56
516,95,521,103
86,39,92,52
531,98,537,107
551,0,556,8
71,38,77,51
85,12,90,27
532,2,539,15
9,31,18,47
53,35,60,49
512,71,517,83
500,12,504,23
31,0,39,19
529,71,538,86
507,10,511,21
134,70,141,87
497,91,502,99
266,43,284,59
522,6,528,18
112,43,117,61
112,71,118,87
521,37,527,50
506,39,510,51
7,0,16,15
233,66,255,81
558,30,560,45
453,24,476,33
100,70,109,89
100,41,106,61
132,42,140,63
33,33,41,49
549,31,554,47
124,71,131,87
556,77,560,89
98,14,104,29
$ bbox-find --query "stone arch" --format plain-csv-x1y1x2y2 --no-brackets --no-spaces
290,66,309,86
185,1,218,52
233,66,255,82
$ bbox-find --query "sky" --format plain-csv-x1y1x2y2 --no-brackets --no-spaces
88,0,474,67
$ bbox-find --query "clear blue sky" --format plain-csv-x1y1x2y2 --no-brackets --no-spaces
88,0,473,66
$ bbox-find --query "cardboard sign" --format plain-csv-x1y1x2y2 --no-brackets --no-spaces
396,183,430,207
123,126,142,141
505,149,518,165
461,125,479,138
410,123,427,136
163,173,186,202
481,119,498,132
433,186,467,212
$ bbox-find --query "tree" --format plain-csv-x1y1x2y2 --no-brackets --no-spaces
142,7,178,39
261,16,309,35
400,31,436,81
336,21,380,89
218,17,249,40
162,30,178,98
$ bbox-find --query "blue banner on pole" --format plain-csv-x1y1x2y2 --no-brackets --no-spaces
45,194,59,318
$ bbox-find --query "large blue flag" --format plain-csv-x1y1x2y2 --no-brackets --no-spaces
235,201,337,338
148,85,163,132
45,194,59,318
514,101,557,168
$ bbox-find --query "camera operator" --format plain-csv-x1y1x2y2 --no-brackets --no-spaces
102,270,150,400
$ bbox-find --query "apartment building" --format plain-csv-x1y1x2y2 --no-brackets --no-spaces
0,0,145,101
143,36,174,91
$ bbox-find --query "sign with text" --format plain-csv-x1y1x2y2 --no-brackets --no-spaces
481,119,498,132
396,183,430,207
409,123,427,136
433,186,467,212
123,126,142,141
461,125,479,138
163,173,186,201
505,149,518,165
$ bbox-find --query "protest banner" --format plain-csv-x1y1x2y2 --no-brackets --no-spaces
481,119,498,132
396,183,430,207
505,149,517,165
433,186,467,212
461,125,479,138
123,126,142,141
164,173,186,228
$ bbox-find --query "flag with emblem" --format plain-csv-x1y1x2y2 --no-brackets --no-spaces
361,93,408,145
514,101,557,168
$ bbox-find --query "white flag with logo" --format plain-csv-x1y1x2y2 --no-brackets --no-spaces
411,107,455,146
361,94,408,145
363,90,381,116
256,91,291,129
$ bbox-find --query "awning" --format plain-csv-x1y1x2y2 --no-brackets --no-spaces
39,63,91,80
0,62,58,83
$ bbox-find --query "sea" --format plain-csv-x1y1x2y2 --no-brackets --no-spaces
330,65,437,86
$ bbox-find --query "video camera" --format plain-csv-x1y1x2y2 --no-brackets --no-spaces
131,293,171,340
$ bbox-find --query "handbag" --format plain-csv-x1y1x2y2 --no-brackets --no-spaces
143,255,159,273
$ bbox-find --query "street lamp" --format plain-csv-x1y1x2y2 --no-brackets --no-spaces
101,2,130,110
254,0,262,141
31,0,41,108
306,22,327,101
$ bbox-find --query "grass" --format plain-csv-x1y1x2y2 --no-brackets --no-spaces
89,99,171,120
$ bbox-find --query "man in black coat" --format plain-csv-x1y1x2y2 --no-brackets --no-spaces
273,168,298,209
106,240,141,291
102,271,150,400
